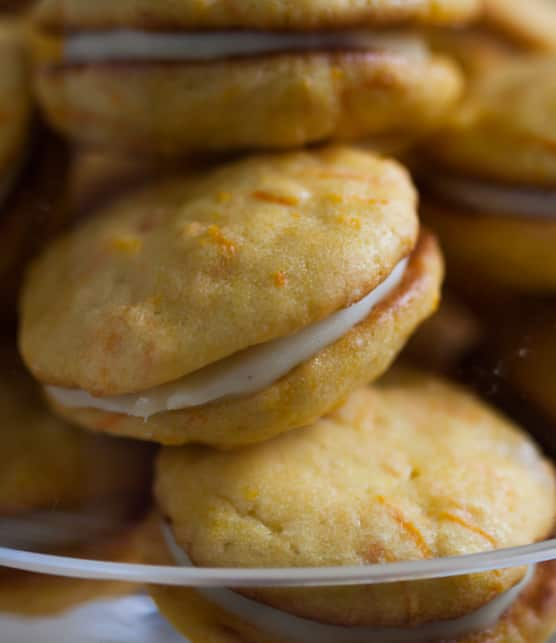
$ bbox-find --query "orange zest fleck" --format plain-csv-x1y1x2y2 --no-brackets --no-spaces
365,542,396,564
205,225,237,258
376,496,432,557
352,196,389,206
252,191,299,207
336,214,361,229
273,271,288,288
108,235,143,254
325,193,343,204
310,170,370,182
380,461,404,478
441,511,498,547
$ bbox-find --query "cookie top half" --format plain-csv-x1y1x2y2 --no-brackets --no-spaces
20,147,418,397
34,0,480,31
156,369,556,627
426,57,556,186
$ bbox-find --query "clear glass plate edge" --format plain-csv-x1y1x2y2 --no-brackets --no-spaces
1,538,556,588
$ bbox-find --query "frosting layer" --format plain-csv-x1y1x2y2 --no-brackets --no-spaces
64,30,426,63
428,173,556,218
164,526,534,643
48,259,407,419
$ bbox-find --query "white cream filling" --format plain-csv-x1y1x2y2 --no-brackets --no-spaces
63,30,426,63
430,174,556,218
164,529,534,643
0,499,138,551
47,258,407,419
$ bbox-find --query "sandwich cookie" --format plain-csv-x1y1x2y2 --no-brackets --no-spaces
30,0,476,158
0,342,154,614
151,563,556,643
425,0,556,78
20,147,443,447
420,57,556,294
0,520,156,617
152,370,556,641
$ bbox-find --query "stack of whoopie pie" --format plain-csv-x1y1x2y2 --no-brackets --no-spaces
0,6,161,619
419,53,556,449
413,12,556,642
1,0,555,640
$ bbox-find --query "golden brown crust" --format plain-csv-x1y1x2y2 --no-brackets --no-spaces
421,196,556,293
155,370,555,626
0,343,153,515
425,57,556,186
46,232,442,447
34,45,463,158
150,562,556,643
21,147,418,396
33,0,480,31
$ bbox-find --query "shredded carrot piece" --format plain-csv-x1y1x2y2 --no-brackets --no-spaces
273,271,288,288
205,225,237,258
376,496,432,557
252,191,299,207
441,511,498,547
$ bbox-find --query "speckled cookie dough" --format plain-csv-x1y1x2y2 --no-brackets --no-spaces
20,147,442,447
34,0,480,31
155,370,556,629
30,0,472,157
